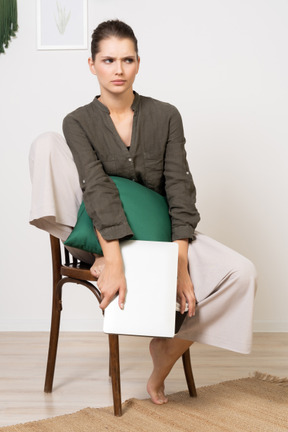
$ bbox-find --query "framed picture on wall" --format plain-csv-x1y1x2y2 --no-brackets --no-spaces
37,0,88,50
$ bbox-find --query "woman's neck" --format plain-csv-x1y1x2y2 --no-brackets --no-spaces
99,90,134,115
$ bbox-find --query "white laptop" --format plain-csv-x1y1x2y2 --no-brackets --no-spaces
103,240,178,338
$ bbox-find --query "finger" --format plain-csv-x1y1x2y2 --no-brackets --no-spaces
187,296,196,317
118,285,126,310
90,266,100,278
99,297,108,311
99,292,114,311
180,295,187,315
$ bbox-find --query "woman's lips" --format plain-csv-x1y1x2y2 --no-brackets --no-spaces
111,80,126,85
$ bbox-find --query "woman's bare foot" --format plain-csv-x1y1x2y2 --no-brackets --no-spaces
90,255,105,278
147,337,193,405
147,338,170,404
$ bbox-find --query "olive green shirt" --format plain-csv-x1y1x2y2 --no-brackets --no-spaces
63,92,200,242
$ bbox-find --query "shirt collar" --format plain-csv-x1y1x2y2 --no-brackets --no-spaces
93,91,140,113
131,91,140,112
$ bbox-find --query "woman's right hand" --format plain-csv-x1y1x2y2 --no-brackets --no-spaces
97,260,126,311
92,229,126,311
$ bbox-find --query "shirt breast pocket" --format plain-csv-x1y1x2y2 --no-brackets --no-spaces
144,152,164,192
101,159,117,175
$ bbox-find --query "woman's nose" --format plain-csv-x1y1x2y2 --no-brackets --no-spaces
115,60,123,75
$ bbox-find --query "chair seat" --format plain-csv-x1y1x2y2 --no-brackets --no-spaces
61,264,97,281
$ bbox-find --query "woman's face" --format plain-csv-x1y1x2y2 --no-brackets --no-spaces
89,36,140,97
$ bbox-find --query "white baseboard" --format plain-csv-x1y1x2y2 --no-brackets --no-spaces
0,319,287,332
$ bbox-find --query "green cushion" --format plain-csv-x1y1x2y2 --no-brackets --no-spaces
64,176,171,255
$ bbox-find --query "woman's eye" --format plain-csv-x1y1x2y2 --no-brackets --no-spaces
124,58,134,64
103,58,113,64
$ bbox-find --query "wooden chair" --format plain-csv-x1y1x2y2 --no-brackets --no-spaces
44,234,197,416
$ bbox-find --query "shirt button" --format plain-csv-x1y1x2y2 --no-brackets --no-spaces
186,171,189,175
82,179,86,183
128,158,132,162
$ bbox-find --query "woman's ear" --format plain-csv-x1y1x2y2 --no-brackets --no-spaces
136,56,140,74
88,57,97,76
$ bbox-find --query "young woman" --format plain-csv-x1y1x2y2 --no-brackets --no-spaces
30,20,256,406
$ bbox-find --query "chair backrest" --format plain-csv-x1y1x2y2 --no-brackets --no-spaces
50,234,86,269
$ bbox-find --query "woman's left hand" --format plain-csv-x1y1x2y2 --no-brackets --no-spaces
174,239,196,318
177,263,196,317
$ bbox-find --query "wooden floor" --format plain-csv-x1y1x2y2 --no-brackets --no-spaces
0,332,287,427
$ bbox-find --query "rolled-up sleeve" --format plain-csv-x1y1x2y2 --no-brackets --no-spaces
163,106,200,241
63,114,133,241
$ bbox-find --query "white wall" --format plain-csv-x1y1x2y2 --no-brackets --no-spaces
0,0,287,332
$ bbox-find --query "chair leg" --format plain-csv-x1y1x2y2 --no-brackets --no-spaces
108,334,122,416
44,282,62,393
182,348,197,397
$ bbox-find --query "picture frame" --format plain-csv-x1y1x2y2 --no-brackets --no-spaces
37,0,88,50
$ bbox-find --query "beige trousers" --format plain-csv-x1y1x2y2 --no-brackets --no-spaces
29,132,94,263
29,132,257,354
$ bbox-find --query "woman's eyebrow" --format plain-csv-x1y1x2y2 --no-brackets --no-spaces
100,55,136,59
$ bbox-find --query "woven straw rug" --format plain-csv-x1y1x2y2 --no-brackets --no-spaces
1,373,288,432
